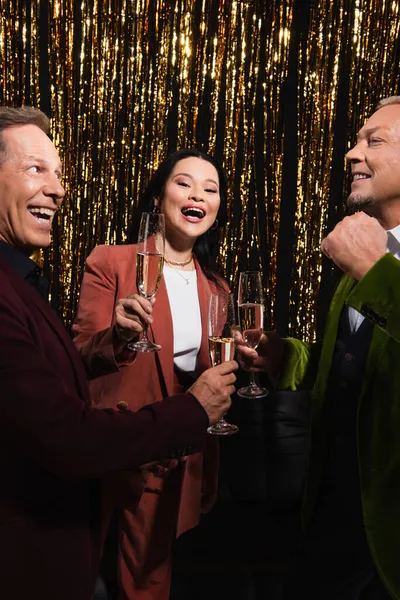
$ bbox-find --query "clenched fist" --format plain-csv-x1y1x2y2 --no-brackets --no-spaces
188,361,238,425
321,212,387,280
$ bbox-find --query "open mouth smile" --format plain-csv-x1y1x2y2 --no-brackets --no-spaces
352,173,371,182
27,207,56,227
181,206,206,221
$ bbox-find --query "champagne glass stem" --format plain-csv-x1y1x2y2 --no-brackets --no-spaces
249,369,257,390
141,322,149,343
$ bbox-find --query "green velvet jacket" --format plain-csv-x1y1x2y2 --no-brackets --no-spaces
280,253,400,599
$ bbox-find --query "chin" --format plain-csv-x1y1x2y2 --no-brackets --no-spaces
347,194,374,214
28,234,51,251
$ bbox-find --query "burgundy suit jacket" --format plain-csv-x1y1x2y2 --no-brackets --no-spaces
0,255,208,600
73,244,227,536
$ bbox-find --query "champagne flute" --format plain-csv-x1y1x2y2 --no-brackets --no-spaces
207,293,239,436
237,271,268,398
128,212,165,353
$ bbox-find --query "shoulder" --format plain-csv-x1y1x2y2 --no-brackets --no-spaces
87,244,137,262
82,245,138,288
0,257,24,300
85,244,138,272
0,260,39,324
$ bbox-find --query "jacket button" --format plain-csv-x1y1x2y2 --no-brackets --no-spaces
117,401,129,410
344,353,353,362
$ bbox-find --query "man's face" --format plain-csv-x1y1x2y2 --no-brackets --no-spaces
346,104,400,218
0,124,65,254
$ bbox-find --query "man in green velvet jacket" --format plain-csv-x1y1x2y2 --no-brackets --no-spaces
238,97,400,599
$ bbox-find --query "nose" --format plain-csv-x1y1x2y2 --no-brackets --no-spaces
43,173,66,206
345,140,364,164
189,184,204,202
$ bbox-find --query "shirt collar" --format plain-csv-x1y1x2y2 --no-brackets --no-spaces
387,224,400,257
0,240,39,279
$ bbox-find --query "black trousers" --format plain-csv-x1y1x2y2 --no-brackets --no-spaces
282,526,391,600
283,561,391,600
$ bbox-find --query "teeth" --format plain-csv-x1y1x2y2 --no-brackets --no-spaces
182,207,205,218
28,207,55,218
353,174,370,181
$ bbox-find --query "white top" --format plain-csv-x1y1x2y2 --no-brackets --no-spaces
163,265,202,373
348,224,400,332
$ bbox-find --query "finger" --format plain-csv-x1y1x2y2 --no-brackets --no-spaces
213,360,239,374
116,314,144,333
236,345,258,359
232,328,243,343
135,296,154,313
254,355,270,368
118,299,153,323
124,296,153,314
227,385,236,396
223,372,237,385
321,239,330,258
238,359,252,371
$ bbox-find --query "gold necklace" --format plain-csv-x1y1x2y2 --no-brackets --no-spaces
164,254,193,267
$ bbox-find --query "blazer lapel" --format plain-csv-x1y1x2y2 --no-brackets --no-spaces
313,275,355,407
359,325,388,399
149,274,175,397
195,260,212,373
7,265,90,401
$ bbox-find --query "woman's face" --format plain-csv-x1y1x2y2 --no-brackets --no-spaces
158,156,221,245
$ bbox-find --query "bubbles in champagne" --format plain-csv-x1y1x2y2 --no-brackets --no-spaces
208,336,235,366
239,303,263,349
136,252,164,298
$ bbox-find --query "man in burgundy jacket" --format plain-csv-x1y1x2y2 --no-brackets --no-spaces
0,106,237,600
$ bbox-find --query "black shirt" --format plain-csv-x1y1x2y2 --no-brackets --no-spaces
0,240,49,300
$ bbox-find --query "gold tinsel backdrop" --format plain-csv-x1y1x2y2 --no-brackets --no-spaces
1,0,400,339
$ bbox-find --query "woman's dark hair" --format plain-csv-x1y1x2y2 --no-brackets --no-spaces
127,149,228,284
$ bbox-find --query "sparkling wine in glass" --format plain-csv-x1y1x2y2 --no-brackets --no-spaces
207,293,239,436
128,212,165,353
237,271,268,398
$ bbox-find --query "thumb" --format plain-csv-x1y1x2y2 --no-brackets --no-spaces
321,238,331,258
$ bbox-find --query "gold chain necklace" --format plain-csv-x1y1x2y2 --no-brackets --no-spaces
164,254,193,267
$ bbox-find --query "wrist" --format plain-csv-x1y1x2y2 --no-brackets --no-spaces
352,253,386,280
113,325,138,353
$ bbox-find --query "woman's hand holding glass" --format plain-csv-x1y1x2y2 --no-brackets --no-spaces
113,294,155,349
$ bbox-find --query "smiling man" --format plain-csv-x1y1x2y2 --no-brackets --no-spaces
237,97,400,600
0,115,63,253
0,107,237,600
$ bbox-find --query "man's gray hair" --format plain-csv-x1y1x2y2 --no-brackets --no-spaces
0,106,50,165
376,96,400,110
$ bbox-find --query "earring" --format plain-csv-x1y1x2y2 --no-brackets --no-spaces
152,199,160,214
210,219,219,231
